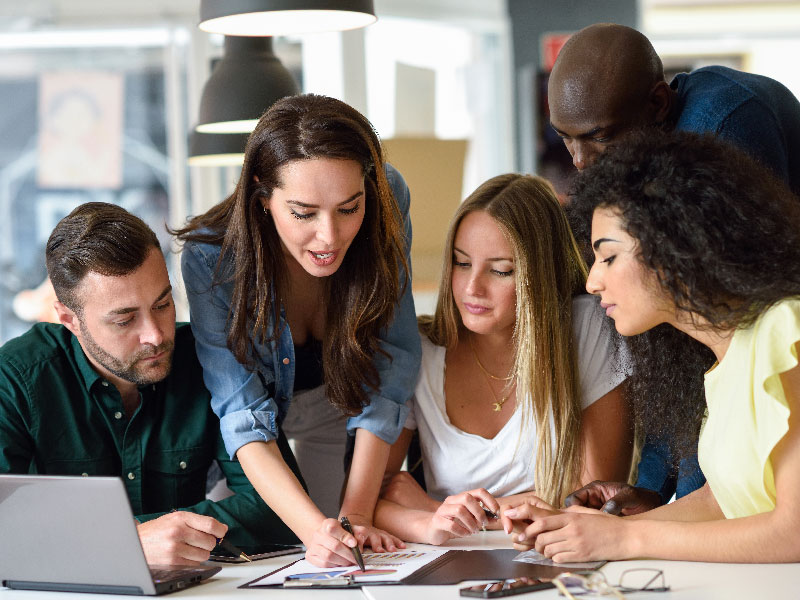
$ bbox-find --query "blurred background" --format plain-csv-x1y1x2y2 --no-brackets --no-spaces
0,0,798,341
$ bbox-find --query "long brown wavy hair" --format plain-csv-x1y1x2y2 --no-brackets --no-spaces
420,174,589,505
174,94,408,416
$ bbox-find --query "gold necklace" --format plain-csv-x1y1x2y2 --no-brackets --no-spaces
478,369,513,412
469,334,513,381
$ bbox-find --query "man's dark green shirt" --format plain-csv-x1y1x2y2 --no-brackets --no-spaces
0,322,299,546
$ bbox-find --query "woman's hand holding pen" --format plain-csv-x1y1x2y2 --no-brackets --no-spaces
303,516,405,567
424,488,500,545
341,513,406,554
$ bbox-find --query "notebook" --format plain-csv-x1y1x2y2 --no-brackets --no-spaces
0,474,221,595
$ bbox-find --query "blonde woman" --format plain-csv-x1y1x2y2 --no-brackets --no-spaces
374,174,633,545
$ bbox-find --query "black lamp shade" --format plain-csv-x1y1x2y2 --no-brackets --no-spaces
195,36,299,134
188,131,249,166
199,0,376,36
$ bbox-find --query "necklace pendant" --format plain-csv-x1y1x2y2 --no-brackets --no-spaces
492,402,502,412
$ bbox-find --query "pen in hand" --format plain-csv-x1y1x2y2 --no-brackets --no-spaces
479,501,499,520
339,516,365,572
216,537,252,562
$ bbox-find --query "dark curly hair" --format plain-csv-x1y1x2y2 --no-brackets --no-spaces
566,129,800,461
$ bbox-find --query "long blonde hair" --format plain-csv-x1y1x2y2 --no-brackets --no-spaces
420,174,588,505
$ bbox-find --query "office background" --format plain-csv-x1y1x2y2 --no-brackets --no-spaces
0,0,797,340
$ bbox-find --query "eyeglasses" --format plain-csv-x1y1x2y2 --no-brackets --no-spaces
552,569,669,600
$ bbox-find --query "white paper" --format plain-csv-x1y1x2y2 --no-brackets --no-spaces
258,549,449,585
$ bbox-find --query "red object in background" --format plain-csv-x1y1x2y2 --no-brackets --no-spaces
541,33,573,72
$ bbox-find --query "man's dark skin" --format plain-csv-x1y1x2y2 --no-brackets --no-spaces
549,23,678,515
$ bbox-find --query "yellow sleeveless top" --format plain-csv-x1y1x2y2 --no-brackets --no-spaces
699,298,800,518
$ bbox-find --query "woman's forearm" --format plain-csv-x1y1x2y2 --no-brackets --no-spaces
628,483,723,522
580,386,634,485
627,509,800,562
236,440,326,545
340,428,391,522
373,499,433,544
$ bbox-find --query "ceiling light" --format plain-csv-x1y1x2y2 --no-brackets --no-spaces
195,35,299,134
188,131,249,166
198,0,376,36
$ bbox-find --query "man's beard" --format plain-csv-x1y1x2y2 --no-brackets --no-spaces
79,321,175,386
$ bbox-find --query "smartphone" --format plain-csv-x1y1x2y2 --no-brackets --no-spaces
459,578,555,598
209,542,304,563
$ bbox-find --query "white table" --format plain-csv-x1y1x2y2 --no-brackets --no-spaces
3,531,799,599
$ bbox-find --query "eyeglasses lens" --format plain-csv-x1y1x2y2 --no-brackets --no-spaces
618,569,669,592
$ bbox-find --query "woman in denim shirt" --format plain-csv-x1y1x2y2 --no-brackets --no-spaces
176,94,421,567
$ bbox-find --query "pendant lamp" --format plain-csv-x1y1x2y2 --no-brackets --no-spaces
199,0,377,36
188,131,249,166
195,35,299,134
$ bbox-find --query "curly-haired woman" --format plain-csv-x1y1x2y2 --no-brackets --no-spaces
505,130,800,562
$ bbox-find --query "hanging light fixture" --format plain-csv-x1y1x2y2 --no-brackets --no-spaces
188,131,249,166
195,35,299,134
199,0,376,36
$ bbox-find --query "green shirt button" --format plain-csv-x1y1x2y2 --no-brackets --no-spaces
127,472,135,480
114,411,123,420
179,461,187,470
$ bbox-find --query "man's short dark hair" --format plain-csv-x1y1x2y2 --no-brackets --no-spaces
46,202,161,312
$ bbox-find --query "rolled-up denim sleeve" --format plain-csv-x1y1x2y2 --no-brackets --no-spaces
347,164,422,443
181,241,280,458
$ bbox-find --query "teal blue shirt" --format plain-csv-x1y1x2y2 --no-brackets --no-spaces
0,322,300,546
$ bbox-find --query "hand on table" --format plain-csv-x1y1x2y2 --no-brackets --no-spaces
424,488,500,545
512,507,632,563
136,511,227,565
304,517,406,567
564,481,662,516
500,495,559,550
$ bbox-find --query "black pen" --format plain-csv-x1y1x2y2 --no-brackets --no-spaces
217,537,252,562
479,501,499,520
339,516,365,571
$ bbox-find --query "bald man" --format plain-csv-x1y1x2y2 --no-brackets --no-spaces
552,23,800,516
548,23,800,196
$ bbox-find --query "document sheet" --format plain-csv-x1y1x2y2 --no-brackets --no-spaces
247,549,450,586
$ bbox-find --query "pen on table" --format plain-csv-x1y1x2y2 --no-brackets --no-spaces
339,516,365,572
217,537,252,562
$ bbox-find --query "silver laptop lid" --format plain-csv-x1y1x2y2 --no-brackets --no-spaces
0,475,157,595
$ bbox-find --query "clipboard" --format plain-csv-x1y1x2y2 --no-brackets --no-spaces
239,549,605,589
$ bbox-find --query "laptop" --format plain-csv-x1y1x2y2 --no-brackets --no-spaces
0,474,221,595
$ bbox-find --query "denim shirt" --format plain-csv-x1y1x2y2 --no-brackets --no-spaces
181,164,421,459
672,65,800,195
635,437,706,504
